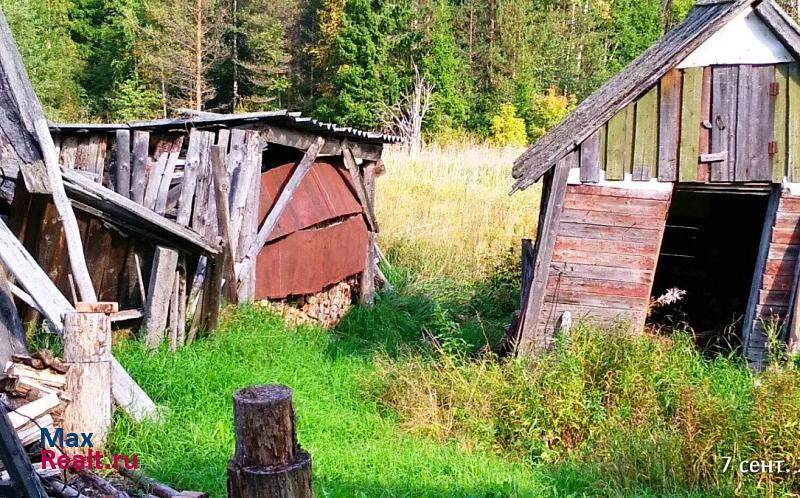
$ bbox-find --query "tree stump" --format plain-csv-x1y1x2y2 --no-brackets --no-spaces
227,385,313,498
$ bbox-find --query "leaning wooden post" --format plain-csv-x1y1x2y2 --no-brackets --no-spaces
228,385,313,498
62,305,114,452
359,161,378,307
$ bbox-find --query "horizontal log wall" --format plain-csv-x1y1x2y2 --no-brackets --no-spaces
747,192,800,362
577,63,798,184
534,184,671,342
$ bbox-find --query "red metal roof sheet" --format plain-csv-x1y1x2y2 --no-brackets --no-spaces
255,215,368,298
259,158,363,242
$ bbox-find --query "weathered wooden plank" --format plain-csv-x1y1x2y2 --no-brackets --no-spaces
143,246,179,350
343,144,379,232
759,289,791,307
633,86,658,180
773,64,789,183
536,304,643,329
176,130,215,226
624,103,635,175
59,135,78,169
788,64,800,182
143,137,174,210
560,208,667,229
743,188,781,368
236,161,260,302
765,258,798,276
115,129,131,197
521,239,534,308
735,65,775,182
518,155,572,353
579,128,601,183
679,67,703,182
563,193,668,216
659,68,681,181
543,289,649,309
696,66,713,183
229,130,261,254
771,227,800,245
210,145,238,303
360,161,378,307
553,247,656,269
762,273,795,293
154,135,185,215
779,196,800,213
545,275,650,299
567,183,671,200
554,236,660,256
549,261,652,284
130,131,150,204
557,221,661,242
767,243,800,261
605,108,628,180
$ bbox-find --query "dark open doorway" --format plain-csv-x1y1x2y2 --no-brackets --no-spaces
649,187,770,353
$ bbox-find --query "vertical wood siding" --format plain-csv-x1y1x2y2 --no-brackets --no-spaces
570,62,797,184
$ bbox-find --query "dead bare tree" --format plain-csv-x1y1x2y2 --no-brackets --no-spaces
380,64,433,157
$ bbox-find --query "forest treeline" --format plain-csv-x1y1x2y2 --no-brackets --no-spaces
4,0,800,142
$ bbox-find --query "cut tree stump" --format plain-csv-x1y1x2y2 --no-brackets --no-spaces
227,385,312,498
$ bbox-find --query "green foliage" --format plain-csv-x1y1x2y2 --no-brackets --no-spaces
521,87,576,142
374,325,800,496
106,74,162,121
0,0,86,120
489,104,527,147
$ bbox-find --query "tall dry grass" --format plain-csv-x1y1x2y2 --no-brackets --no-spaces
377,142,539,285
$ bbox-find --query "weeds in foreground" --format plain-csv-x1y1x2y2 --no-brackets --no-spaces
371,324,800,496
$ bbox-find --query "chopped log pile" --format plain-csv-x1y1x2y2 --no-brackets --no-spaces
258,277,359,329
0,352,67,448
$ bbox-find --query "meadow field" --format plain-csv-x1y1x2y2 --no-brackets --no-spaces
111,144,800,497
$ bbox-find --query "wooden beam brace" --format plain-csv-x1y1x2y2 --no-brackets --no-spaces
342,144,379,232
210,145,238,303
236,136,325,284
516,153,573,355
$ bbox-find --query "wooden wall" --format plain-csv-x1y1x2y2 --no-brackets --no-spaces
746,190,800,365
531,184,671,345
578,63,800,184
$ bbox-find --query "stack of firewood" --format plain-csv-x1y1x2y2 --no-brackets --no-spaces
259,277,358,329
0,351,69,447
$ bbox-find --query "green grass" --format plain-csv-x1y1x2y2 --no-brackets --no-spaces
111,306,544,498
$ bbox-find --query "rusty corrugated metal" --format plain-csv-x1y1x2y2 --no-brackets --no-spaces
256,215,368,299
259,158,363,242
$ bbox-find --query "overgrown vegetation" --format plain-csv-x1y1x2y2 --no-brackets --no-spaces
109,145,800,497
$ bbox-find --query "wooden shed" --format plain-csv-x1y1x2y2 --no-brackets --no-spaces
513,0,800,367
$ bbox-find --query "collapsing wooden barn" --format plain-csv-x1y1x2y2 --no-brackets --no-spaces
512,0,800,367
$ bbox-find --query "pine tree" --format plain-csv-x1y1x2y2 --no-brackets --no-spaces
141,0,228,112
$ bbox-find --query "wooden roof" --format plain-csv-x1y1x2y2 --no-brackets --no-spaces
511,0,800,191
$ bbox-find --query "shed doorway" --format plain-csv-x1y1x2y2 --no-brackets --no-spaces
649,187,770,352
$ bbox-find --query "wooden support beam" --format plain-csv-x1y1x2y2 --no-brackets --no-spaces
143,247,179,350
517,153,573,355
260,124,382,161
359,161,378,307
115,129,131,197
62,312,112,451
342,144,379,232
210,146,238,304
236,136,325,285
130,131,150,205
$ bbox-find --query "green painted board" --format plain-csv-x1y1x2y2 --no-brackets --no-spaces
774,64,789,183
679,67,703,183
633,86,659,180
625,104,635,174
789,63,800,182
606,108,628,180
